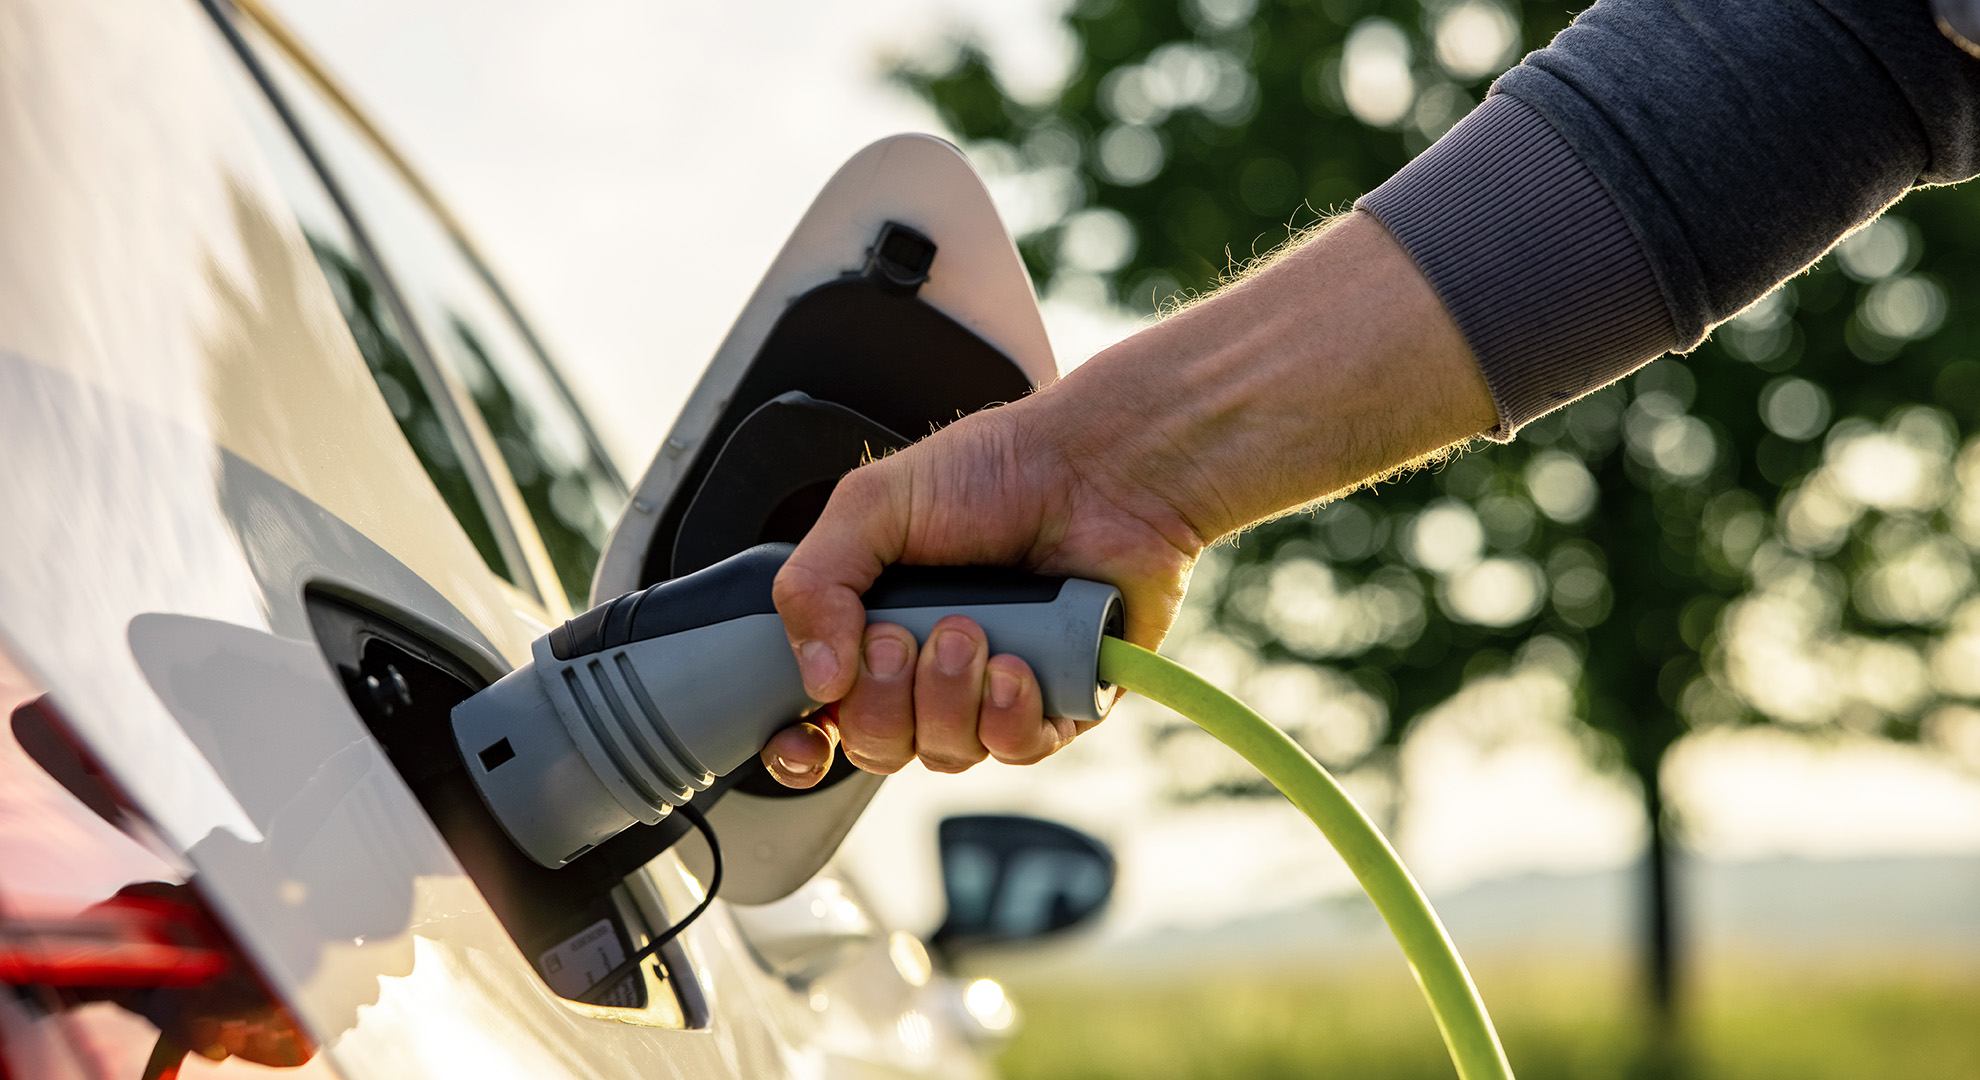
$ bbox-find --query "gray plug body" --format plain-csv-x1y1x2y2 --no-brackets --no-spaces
452,543,1123,868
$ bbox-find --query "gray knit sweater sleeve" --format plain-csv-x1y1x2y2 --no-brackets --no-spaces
1357,0,1980,441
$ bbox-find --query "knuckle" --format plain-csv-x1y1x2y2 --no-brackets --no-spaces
842,747,911,774
837,463,888,499
839,708,912,750
916,750,985,774
825,462,899,520
770,565,824,613
979,730,1034,760
979,715,1050,761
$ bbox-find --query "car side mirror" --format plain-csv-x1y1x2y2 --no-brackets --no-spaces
932,815,1114,951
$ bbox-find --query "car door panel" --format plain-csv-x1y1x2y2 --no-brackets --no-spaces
0,2,783,1075
1,2,1022,1077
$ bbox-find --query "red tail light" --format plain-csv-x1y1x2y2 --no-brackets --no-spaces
0,639,322,1076
0,892,226,989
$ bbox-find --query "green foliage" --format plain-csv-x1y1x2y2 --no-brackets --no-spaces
893,0,1574,309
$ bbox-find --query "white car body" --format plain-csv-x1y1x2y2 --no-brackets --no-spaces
0,0,1064,1076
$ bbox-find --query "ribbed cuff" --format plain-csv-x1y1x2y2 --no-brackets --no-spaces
1356,94,1676,441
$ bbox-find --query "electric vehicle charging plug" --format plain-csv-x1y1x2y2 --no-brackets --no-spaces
451,542,1123,869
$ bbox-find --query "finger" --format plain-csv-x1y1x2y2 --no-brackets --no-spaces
774,464,909,702
838,623,919,773
758,719,838,788
913,616,990,773
977,654,1073,765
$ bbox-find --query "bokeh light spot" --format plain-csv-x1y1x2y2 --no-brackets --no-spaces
1341,19,1414,127
1760,377,1831,442
1407,499,1485,572
1433,0,1519,80
1096,123,1165,185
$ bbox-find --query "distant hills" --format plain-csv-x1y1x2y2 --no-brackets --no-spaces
987,854,1980,978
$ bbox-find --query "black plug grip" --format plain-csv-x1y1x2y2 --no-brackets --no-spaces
548,543,1074,661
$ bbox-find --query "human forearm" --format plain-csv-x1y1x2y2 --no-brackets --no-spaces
1026,209,1496,544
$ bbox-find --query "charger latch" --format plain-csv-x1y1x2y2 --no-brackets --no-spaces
863,221,936,297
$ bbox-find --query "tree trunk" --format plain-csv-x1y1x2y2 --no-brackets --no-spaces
1643,767,1678,1023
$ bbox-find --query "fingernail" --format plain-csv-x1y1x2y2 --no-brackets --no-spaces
935,629,974,675
798,640,839,696
865,635,909,678
989,668,1018,709
775,755,824,777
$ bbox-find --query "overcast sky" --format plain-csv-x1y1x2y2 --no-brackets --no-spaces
267,0,1980,937
265,0,1102,468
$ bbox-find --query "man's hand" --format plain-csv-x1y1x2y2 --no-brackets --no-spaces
763,211,1496,785
764,401,1202,784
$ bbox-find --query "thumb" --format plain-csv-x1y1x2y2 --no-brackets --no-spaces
773,464,907,702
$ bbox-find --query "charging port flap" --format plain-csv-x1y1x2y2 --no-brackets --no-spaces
588,135,1053,905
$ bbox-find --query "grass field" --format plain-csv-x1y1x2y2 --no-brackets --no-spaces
987,954,1980,1080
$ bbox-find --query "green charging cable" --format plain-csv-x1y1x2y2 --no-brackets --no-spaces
1097,638,1515,1080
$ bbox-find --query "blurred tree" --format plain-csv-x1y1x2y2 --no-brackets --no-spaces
891,0,1980,1031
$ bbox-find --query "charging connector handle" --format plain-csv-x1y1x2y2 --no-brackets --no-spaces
453,543,1123,868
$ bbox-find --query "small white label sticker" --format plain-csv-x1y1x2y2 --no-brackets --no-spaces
539,918,626,1000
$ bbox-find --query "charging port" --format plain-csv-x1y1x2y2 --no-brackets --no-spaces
305,591,712,1023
